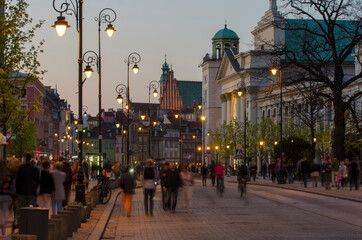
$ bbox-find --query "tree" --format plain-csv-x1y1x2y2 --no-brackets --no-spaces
0,0,44,160
8,121,37,157
274,0,362,161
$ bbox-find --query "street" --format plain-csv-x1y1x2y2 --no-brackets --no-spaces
102,179,362,240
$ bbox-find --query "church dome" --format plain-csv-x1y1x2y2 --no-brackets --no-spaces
213,25,239,40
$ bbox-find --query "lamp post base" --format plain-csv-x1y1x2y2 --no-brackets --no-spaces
277,172,286,184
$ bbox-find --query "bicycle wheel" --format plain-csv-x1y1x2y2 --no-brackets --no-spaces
101,187,111,204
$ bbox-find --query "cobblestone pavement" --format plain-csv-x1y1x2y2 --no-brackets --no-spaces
227,175,362,202
102,179,362,240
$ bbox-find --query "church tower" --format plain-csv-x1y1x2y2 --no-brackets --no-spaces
212,24,240,60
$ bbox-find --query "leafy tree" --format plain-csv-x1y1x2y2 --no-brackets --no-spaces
0,0,44,160
8,121,37,157
273,0,362,161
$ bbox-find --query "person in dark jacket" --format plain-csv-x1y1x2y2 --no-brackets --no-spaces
261,162,267,179
250,164,257,182
61,160,73,207
120,166,136,217
209,161,216,187
142,159,157,216
310,159,321,187
201,163,208,186
160,162,169,210
300,157,310,188
37,160,55,209
16,153,40,208
163,163,182,213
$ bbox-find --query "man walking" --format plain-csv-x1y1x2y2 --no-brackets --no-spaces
160,162,169,210
201,163,208,186
142,159,157,216
16,153,40,208
163,163,181,213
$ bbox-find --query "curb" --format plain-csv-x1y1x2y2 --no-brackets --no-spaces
227,180,362,203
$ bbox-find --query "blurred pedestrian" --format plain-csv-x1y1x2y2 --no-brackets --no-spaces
300,157,310,188
322,157,333,190
52,162,66,214
61,160,73,207
160,162,169,210
120,166,136,217
348,156,360,191
337,160,348,189
310,159,321,187
180,165,193,213
37,160,55,209
201,163,208,186
16,153,39,208
142,159,157,216
215,162,225,192
269,161,276,182
250,163,257,182
261,162,267,180
164,163,182,213
0,161,15,237
209,160,216,187
286,161,294,184
82,159,90,189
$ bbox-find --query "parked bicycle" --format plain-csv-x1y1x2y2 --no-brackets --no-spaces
96,176,112,204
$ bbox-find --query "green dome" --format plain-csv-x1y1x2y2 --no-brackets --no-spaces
213,24,239,39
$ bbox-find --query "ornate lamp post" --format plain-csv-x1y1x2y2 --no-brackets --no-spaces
270,56,285,184
148,80,159,158
52,0,88,204
115,83,127,164
237,81,248,165
124,53,141,165
197,97,206,165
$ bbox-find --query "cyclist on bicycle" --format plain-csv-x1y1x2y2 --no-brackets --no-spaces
215,162,225,193
237,162,249,185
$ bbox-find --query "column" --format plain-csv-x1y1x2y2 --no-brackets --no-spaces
235,94,241,122
220,94,227,124
226,93,232,123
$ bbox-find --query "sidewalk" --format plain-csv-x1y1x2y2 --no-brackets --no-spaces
226,175,362,202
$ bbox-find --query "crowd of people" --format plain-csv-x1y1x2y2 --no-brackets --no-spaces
0,153,93,237
250,152,361,190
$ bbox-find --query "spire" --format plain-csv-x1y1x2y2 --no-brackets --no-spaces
270,0,277,11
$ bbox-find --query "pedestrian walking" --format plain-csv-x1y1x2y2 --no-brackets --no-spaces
120,166,136,217
82,159,91,189
180,165,193,213
209,161,216,187
310,159,321,187
300,157,310,188
269,161,276,182
201,163,208,186
261,162,267,180
163,163,182,213
37,160,55,210
142,159,157,216
322,157,333,190
61,160,73,207
337,160,348,189
250,163,257,182
16,153,40,208
160,162,169,210
348,156,360,191
0,161,15,237
52,162,66,214
286,161,294,184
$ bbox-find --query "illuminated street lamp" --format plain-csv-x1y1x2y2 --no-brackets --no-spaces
148,80,159,158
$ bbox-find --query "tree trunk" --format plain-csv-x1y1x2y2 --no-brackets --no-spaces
332,101,346,161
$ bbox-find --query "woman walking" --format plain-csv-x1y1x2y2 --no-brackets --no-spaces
142,160,157,216
52,162,66,214
37,160,55,210
180,165,193,213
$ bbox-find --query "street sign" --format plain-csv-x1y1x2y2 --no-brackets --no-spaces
236,144,242,149
235,149,243,157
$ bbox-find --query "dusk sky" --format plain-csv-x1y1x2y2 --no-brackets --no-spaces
28,0,271,115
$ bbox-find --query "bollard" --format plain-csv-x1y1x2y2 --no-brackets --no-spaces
83,205,90,220
12,234,37,240
19,207,48,240
48,219,62,240
51,215,68,240
65,205,82,228
59,210,77,232
48,222,55,240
